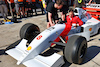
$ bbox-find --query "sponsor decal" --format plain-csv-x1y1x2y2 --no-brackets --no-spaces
27,46,32,51
89,28,92,31
47,27,55,31
37,35,42,40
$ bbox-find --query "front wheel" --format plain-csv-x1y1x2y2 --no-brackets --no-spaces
20,23,40,43
64,35,87,64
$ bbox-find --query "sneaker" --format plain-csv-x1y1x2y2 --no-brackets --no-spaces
4,19,7,22
6,19,11,22
0,21,4,25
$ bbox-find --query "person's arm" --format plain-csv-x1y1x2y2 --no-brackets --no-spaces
88,0,92,5
45,4,47,9
45,0,47,9
48,12,54,26
7,0,11,4
66,16,71,25
73,0,77,8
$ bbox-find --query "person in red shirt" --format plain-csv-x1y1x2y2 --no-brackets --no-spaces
66,8,83,28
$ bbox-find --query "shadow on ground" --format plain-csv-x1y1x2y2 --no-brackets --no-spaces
0,49,6,55
82,46,100,64
0,39,22,56
41,45,72,67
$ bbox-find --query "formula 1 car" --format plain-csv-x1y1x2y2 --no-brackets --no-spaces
6,8,100,67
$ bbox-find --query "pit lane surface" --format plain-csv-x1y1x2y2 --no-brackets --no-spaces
0,15,100,67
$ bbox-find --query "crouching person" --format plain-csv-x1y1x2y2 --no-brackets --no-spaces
46,0,64,28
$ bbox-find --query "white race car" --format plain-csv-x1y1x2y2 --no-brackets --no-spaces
6,8,100,67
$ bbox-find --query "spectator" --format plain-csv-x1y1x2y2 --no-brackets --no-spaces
26,0,32,17
95,0,100,4
60,0,69,21
74,0,85,8
14,0,19,16
7,0,15,16
31,0,37,15
69,0,74,6
0,0,8,21
45,0,55,9
38,0,44,14
47,0,64,28
85,0,95,5
18,0,25,18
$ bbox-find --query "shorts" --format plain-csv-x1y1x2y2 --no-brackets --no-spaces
11,3,15,9
60,5,69,14
46,12,59,22
18,2,24,7
25,2,32,8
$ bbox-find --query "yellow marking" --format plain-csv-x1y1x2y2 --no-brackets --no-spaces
27,46,32,51
78,0,82,3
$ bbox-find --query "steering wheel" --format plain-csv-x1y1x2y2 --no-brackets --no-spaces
57,21,66,24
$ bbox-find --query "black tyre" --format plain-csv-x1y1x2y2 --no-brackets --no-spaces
97,28,100,34
64,35,87,64
20,23,40,42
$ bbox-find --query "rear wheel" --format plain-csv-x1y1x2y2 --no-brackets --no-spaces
20,23,40,43
64,35,87,64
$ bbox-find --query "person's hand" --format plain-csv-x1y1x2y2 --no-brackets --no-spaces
8,2,11,4
51,24,55,26
74,26,77,29
88,2,91,5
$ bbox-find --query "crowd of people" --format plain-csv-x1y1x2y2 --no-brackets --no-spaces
0,0,44,22
0,0,99,25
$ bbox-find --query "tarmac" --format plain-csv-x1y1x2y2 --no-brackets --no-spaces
0,11,100,67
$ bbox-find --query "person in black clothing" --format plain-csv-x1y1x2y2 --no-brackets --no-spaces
45,0,56,9
47,0,64,28
95,0,100,4
45,0,56,23
74,0,85,8
60,0,69,21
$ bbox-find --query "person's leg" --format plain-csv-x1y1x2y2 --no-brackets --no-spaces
39,1,44,14
19,3,23,15
11,3,15,15
3,4,8,19
15,3,19,16
20,2,25,17
32,2,37,15
0,5,6,20
18,3,23,18
46,12,50,28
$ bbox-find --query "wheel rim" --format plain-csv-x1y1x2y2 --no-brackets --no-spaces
80,44,87,58
25,27,40,42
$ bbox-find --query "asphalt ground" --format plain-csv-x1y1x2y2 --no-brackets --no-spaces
0,12,100,67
